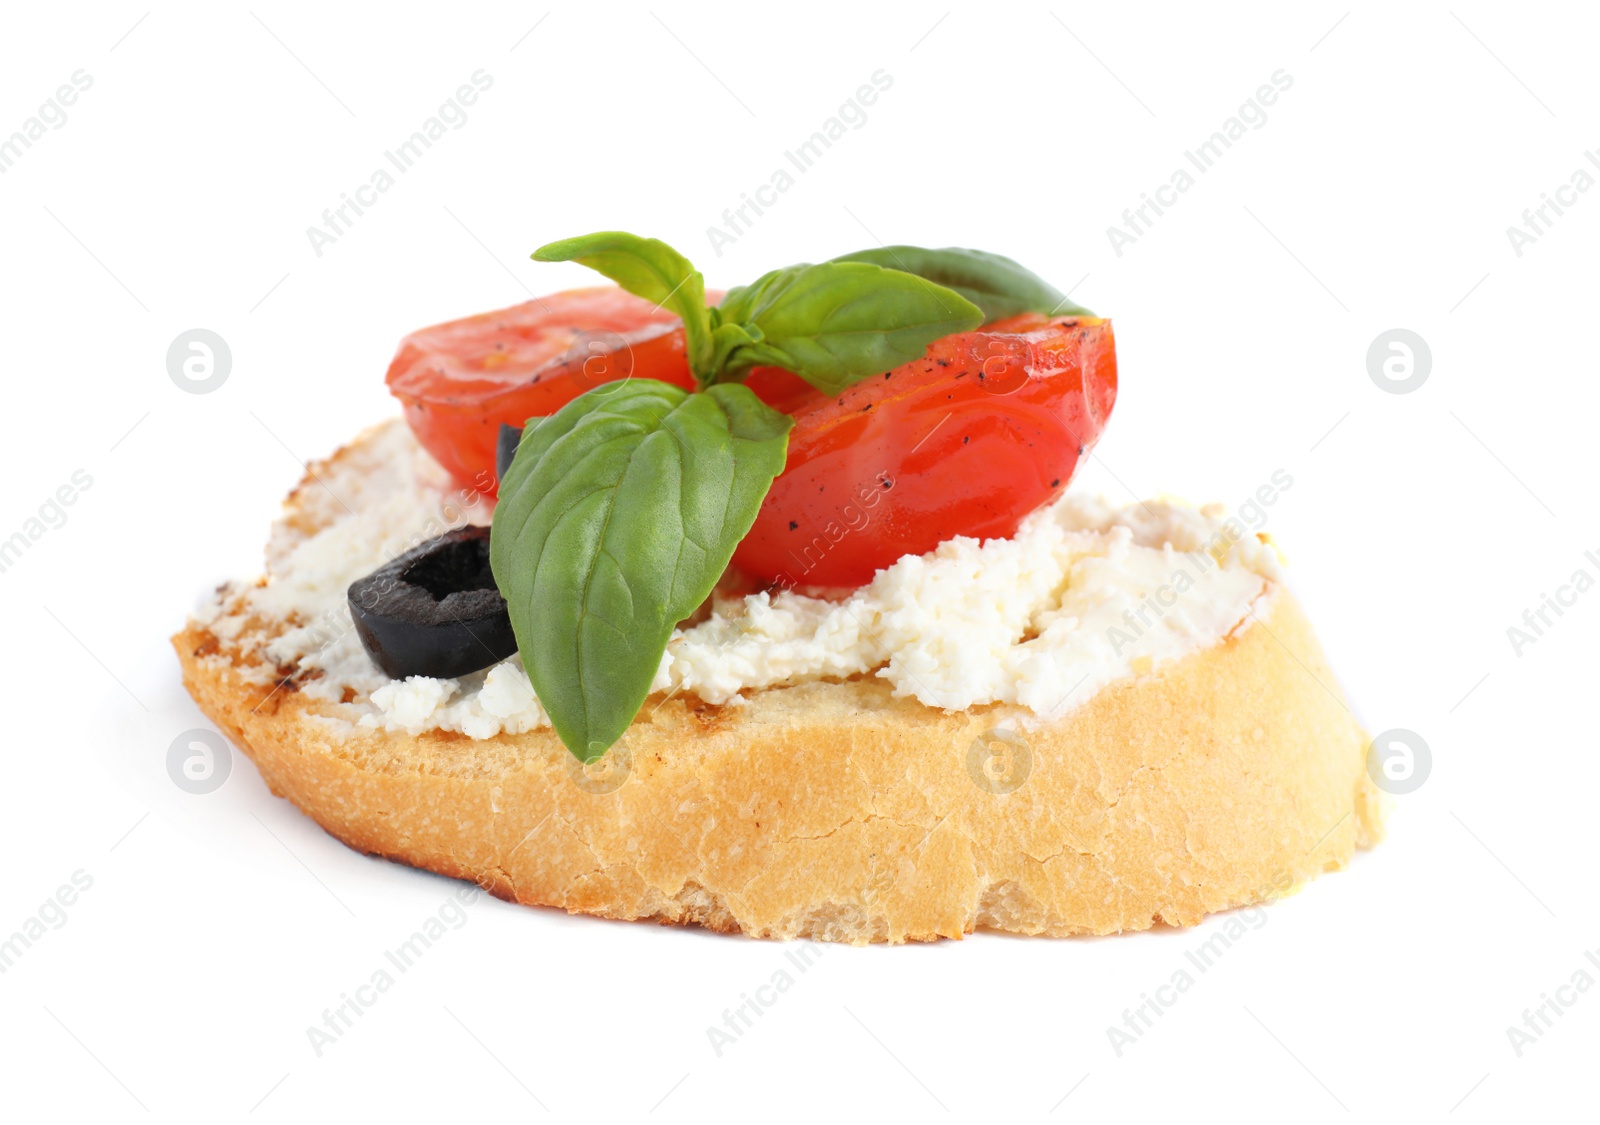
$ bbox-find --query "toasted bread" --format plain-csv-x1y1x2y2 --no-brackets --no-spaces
174,423,1385,944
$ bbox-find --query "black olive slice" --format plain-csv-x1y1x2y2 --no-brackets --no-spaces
496,423,524,484
347,526,517,680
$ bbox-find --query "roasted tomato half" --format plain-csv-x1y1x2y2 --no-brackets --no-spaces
386,288,697,489
390,292,1116,589
732,314,1116,588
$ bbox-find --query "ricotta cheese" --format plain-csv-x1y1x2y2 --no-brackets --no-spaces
197,421,1282,739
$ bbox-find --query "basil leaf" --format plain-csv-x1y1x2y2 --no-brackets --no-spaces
830,246,1090,320
715,264,807,327
490,380,792,760
720,260,983,395
532,232,714,381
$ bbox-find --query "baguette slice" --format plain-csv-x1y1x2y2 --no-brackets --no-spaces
174,425,1385,944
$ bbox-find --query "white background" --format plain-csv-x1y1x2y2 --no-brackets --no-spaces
1,2,1594,1120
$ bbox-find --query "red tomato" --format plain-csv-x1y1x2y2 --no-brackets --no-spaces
386,288,697,490
731,314,1117,588
389,290,1116,590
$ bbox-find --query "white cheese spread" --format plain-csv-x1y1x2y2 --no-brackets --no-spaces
196,421,1283,739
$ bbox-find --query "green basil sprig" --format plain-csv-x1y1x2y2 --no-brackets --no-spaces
500,231,1081,761
491,380,791,761
830,245,1091,321
534,232,984,395
709,260,986,395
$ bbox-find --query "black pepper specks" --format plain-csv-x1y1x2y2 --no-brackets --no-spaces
789,520,799,530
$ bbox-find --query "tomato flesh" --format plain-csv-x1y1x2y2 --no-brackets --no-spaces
386,288,697,490
732,314,1116,588
389,290,1116,590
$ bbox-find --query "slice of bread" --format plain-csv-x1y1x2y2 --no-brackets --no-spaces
174,424,1385,944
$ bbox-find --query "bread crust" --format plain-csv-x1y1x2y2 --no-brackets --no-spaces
174,428,1385,944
